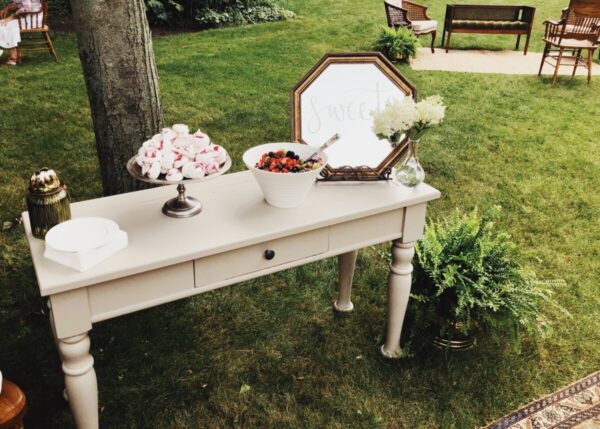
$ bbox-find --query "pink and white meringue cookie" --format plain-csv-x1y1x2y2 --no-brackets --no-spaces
156,138,171,153
208,144,228,164
194,152,213,166
165,168,184,182
140,142,162,158
160,151,176,174
182,162,206,179
172,135,193,148
135,124,225,180
142,162,161,180
192,130,211,149
173,154,191,169
140,148,162,165
151,133,163,146
174,143,197,160
191,137,209,152
204,159,221,175
142,138,156,149
135,153,146,166
162,128,177,143
172,124,189,136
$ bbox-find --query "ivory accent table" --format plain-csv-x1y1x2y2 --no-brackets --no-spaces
23,171,440,429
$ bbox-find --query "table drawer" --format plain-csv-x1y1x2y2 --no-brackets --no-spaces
194,228,329,288
329,210,404,251
88,262,195,321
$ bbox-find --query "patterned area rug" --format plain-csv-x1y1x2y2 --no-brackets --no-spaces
484,371,600,429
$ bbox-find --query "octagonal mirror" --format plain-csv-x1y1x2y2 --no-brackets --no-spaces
292,52,417,181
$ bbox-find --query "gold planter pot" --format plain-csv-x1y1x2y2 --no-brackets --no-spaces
26,168,71,239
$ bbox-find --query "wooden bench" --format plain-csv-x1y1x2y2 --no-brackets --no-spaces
442,4,536,54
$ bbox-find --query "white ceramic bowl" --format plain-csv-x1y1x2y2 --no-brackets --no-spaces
243,143,327,208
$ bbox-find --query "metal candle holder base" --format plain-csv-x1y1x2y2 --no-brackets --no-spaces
162,184,203,218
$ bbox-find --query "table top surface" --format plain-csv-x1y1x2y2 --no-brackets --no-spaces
23,171,440,296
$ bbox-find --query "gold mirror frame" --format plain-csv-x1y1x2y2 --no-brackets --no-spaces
291,52,417,181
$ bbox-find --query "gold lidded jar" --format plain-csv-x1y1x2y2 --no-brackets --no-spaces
26,168,71,239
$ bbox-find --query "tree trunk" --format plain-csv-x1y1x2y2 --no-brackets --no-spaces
70,0,164,196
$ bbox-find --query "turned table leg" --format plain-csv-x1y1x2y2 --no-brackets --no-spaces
58,333,99,429
334,250,358,312
48,302,70,402
381,240,415,359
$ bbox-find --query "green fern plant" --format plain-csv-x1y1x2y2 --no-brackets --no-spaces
401,207,567,354
373,26,419,63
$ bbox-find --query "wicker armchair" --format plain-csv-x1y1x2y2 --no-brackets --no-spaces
17,0,58,62
558,5,600,58
538,0,600,84
384,0,437,53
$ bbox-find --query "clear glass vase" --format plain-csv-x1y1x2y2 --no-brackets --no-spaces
395,139,424,187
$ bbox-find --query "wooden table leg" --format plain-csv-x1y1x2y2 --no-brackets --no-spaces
381,240,415,359
333,250,358,312
58,333,99,429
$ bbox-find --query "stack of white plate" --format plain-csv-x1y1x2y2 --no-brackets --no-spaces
44,217,128,272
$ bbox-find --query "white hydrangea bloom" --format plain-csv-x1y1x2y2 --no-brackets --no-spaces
371,98,419,138
416,95,446,127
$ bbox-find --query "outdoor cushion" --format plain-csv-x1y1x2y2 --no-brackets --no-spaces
20,25,49,32
411,20,437,32
453,8,517,21
452,19,529,30
544,36,597,48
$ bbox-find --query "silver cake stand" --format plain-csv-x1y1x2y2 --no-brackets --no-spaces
126,155,232,218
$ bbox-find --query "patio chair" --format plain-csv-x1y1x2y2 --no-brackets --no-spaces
538,0,600,84
384,0,437,53
559,5,600,58
17,0,58,62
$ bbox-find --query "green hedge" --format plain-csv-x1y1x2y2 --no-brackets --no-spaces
42,0,294,28
48,0,71,17
146,0,295,27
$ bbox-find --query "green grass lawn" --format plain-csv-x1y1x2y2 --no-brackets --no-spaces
1,0,599,427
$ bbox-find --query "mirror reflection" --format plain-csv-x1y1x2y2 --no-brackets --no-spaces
298,63,409,169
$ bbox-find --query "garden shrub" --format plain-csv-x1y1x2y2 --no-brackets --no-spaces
48,0,71,17
28,0,294,28
146,0,185,25
145,0,295,27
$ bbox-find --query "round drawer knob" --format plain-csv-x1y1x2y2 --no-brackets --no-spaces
264,249,276,260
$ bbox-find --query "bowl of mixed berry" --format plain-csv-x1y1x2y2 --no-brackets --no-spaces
243,143,327,208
